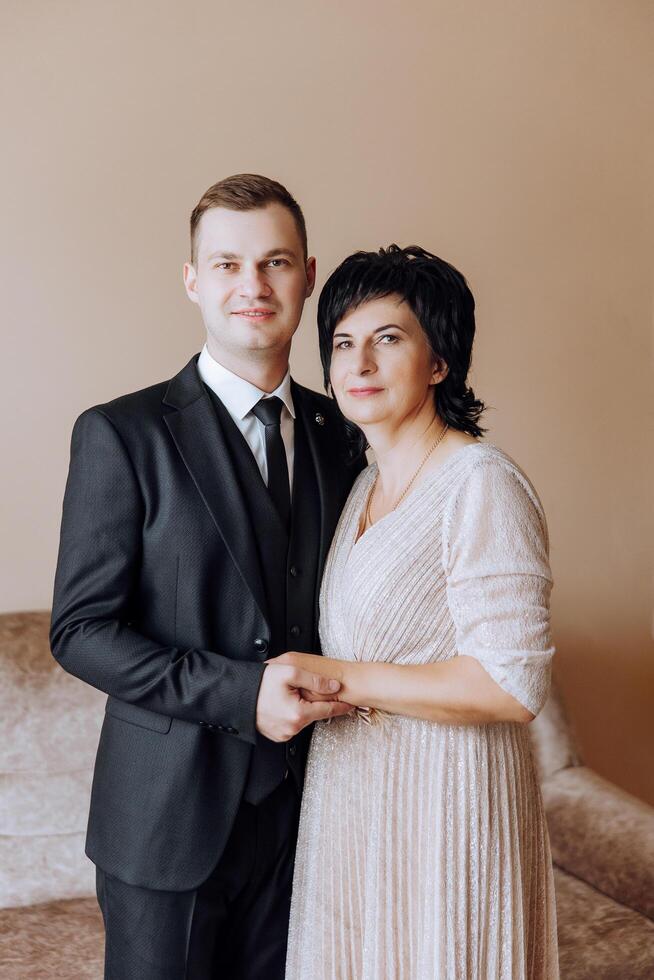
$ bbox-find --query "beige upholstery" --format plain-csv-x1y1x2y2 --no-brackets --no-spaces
530,683,654,978
545,767,654,921
0,612,104,911
1,610,653,978
553,867,654,980
0,898,104,979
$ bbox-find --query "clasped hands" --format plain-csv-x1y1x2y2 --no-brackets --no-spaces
255,650,354,743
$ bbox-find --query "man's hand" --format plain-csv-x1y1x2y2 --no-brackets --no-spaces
273,651,349,703
255,662,354,742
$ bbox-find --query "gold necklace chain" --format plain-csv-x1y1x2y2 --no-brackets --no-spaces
364,422,449,530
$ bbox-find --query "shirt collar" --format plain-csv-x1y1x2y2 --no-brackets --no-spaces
197,344,295,421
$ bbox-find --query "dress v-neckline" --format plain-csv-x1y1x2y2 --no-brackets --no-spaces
351,442,487,549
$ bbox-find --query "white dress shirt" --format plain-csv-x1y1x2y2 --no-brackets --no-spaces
197,344,295,493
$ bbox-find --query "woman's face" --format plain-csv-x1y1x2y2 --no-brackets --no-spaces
329,294,446,430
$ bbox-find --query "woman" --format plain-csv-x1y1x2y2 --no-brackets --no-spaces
280,246,559,979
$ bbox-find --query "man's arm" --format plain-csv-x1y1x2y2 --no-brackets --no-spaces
51,408,352,744
50,408,271,744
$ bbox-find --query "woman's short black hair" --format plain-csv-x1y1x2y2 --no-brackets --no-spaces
318,244,486,456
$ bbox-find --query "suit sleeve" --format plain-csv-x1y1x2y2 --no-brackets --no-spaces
50,408,264,744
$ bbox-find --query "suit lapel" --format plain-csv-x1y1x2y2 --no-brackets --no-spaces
292,382,345,581
163,356,268,625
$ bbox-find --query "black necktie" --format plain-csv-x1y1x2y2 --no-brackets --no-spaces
250,396,291,529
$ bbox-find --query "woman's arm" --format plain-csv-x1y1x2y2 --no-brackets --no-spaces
274,652,533,724
276,455,554,728
345,655,534,723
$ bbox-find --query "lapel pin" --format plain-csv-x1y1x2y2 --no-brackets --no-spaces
314,412,325,426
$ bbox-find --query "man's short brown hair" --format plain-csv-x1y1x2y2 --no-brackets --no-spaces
190,174,308,264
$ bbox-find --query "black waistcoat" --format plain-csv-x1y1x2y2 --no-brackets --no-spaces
205,386,321,801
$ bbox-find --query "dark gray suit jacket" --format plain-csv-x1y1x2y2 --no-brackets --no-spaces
50,354,363,891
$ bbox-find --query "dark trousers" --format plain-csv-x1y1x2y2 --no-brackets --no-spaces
96,778,301,980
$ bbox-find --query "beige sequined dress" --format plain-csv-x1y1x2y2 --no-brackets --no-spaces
285,443,559,980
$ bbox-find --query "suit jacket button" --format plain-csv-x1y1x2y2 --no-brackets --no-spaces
288,744,297,757
289,625,300,638
289,565,299,577
254,638,268,654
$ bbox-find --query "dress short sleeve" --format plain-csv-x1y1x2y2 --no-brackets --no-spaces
442,452,555,718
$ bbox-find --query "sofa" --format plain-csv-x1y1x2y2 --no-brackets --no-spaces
1,610,653,978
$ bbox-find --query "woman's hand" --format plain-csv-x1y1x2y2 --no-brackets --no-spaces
274,652,384,723
271,651,348,702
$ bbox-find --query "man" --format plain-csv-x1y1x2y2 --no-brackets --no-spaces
50,174,364,979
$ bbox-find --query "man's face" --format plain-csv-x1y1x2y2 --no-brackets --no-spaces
184,204,316,364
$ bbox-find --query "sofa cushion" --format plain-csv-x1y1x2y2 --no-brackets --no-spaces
0,833,94,913
0,896,104,979
554,867,654,979
544,766,654,920
0,612,104,908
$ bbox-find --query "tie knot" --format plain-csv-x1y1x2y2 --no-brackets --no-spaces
251,396,284,427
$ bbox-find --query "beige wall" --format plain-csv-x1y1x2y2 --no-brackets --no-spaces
2,2,653,803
